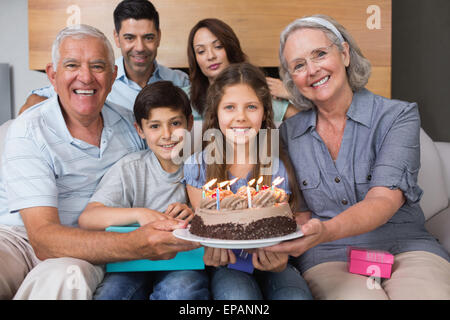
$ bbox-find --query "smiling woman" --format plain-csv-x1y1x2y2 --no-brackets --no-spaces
267,14,450,300
192,27,230,83
185,18,298,123
279,15,371,111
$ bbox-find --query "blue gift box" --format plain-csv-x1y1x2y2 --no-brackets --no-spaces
105,226,205,272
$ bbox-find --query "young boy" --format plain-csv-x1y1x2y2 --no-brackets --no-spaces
79,81,209,300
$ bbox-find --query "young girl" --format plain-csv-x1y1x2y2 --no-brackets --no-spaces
183,62,312,300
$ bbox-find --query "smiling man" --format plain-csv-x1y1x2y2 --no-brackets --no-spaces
19,0,189,114
0,25,198,300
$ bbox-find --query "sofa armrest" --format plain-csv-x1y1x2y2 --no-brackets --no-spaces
419,129,449,220
425,207,450,254
435,142,450,199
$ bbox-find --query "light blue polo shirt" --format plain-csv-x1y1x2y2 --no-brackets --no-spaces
30,57,190,111
0,95,145,227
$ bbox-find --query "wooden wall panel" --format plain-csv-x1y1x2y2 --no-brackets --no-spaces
29,0,391,97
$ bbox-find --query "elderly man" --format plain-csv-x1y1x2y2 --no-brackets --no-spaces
0,24,198,300
19,0,189,113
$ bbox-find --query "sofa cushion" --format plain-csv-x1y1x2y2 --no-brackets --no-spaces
418,129,449,220
425,207,450,254
435,142,450,199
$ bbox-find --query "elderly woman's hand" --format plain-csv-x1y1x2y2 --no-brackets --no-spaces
265,218,329,257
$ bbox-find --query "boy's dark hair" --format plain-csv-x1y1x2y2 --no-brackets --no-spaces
134,81,192,127
113,0,160,33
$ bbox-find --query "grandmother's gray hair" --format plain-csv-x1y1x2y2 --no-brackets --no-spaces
279,15,371,110
52,24,115,72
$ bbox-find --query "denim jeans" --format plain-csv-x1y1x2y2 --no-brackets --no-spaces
93,270,209,300
150,270,210,300
93,272,152,300
209,263,313,300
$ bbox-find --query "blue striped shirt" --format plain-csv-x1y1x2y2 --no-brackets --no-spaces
0,96,145,227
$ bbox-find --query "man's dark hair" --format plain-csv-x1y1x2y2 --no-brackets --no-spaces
114,0,160,33
134,81,192,127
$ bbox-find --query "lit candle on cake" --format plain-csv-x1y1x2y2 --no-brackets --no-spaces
271,176,284,190
203,178,217,199
228,177,238,191
256,176,263,192
271,177,287,203
218,181,229,190
247,178,256,208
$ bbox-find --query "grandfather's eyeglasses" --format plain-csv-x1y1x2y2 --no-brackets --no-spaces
288,43,335,75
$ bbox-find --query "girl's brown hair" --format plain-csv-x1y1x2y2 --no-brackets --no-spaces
202,62,302,211
187,18,247,117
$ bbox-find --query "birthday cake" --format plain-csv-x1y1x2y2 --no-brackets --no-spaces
190,179,297,240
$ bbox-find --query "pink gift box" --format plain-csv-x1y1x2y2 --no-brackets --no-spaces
348,247,394,279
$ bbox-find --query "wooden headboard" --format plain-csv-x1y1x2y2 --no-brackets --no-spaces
28,0,391,97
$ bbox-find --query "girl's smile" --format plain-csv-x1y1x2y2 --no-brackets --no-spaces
217,83,264,146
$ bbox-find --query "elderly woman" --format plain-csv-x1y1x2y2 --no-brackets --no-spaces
267,15,450,299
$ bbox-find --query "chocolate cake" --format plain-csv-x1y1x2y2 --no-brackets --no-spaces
190,188,297,240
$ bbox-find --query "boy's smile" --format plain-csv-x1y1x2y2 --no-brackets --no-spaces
135,107,192,173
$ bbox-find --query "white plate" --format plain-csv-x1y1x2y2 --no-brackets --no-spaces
173,227,303,249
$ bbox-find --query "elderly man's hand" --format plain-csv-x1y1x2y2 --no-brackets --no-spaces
135,219,200,260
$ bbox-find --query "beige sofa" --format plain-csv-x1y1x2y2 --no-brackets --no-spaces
420,129,450,253
0,120,448,254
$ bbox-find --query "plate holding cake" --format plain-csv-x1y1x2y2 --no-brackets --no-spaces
189,179,298,240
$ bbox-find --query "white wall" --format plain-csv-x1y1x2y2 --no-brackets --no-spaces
0,0,50,117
